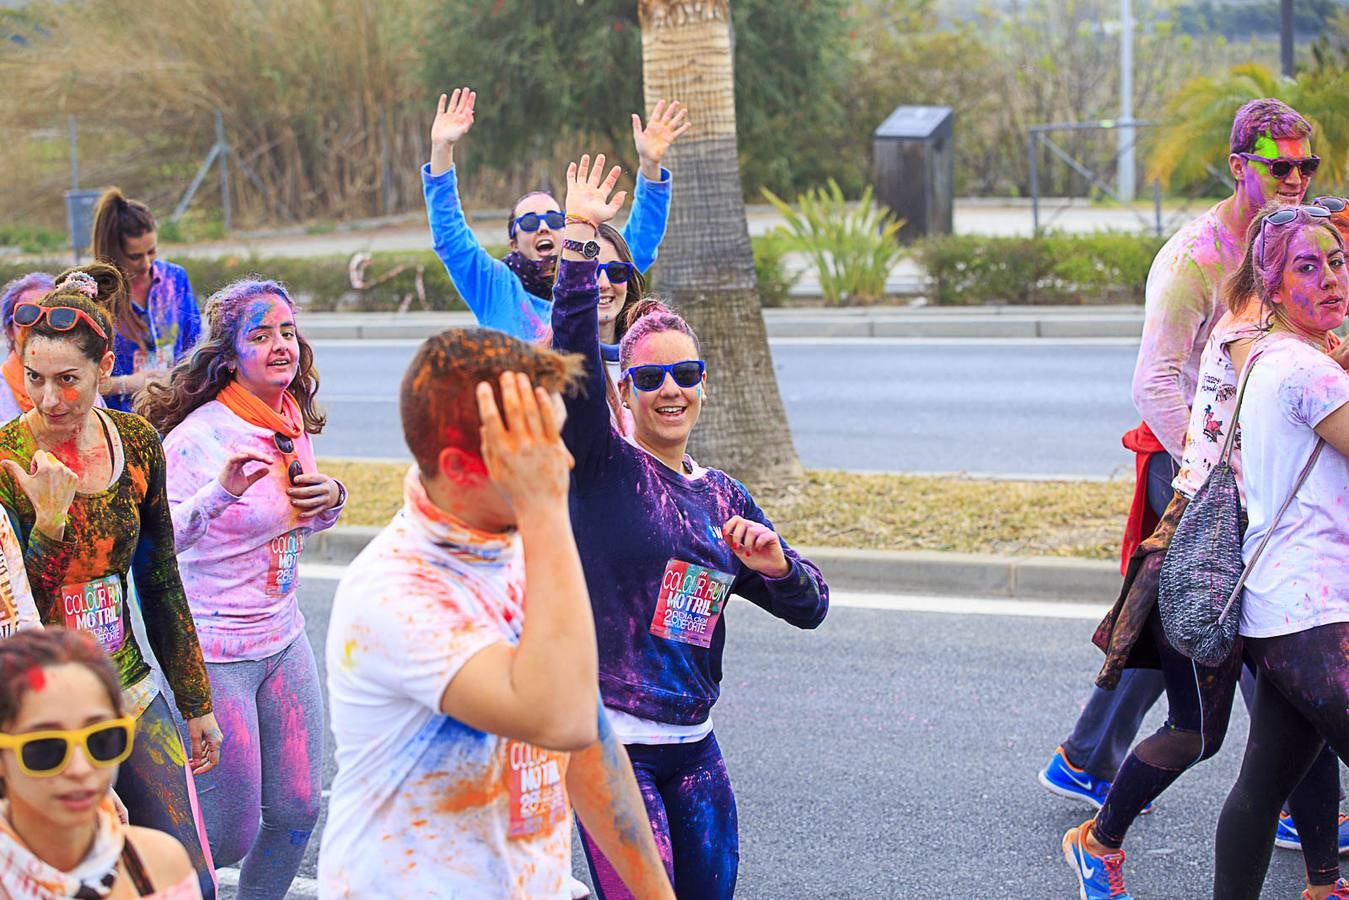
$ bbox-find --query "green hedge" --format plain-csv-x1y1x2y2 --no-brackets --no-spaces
915,231,1168,305
0,250,484,313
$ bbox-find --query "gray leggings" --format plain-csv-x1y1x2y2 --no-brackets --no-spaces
195,635,323,900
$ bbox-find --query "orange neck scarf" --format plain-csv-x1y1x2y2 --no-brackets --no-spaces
2,353,33,413
216,380,303,438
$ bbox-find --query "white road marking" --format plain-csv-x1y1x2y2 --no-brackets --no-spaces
299,564,1106,618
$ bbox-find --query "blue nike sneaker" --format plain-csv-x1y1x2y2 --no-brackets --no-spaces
1063,820,1133,899
1275,811,1349,854
1039,746,1153,815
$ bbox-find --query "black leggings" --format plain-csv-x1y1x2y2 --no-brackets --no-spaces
1214,623,1349,899
1094,609,1341,886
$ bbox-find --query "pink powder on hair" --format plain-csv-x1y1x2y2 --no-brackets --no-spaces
24,667,45,692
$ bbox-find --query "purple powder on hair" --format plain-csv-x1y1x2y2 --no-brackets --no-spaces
1230,99,1312,156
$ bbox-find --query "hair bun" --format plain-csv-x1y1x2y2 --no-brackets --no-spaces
622,298,673,331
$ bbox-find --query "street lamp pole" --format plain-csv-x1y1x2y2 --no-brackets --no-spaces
1280,0,1295,77
1118,0,1135,203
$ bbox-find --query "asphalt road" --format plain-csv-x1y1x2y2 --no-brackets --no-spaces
205,570,1314,899
310,337,1141,478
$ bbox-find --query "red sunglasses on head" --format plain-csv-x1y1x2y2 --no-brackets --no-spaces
13,303,108,342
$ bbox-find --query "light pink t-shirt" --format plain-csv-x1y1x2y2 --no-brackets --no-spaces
162,400,342,662
1133,204,1244,459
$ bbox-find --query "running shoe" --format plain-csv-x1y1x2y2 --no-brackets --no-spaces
1275,812,1349,854
1039,746,1153,814
1062,820,1133,900
1300,878,1349,899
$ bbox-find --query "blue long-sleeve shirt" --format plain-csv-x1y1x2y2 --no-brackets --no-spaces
552,259,828,725
423,163,671,344
108,259,202,412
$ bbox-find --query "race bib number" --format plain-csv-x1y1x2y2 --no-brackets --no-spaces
266,529,305,597
505,740,568,840
649,559,735,649
61,574,124,654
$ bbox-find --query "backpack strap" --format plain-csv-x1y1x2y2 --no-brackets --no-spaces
1218,438,1326,623
1219,349,1261,466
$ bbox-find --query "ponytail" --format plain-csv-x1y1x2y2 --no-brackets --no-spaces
89,187,154,346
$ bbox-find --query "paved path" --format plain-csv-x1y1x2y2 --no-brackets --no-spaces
209,569,1314,898
310,337,1140,478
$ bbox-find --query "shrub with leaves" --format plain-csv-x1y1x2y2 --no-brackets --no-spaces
751,233,800,308
761,180,905,306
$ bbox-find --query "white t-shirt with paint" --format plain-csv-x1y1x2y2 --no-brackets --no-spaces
1239,334,1349,638
0,508,39,639
319,469,571,900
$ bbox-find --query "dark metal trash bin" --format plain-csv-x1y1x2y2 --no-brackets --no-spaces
872,106,954,243
65,189,102,263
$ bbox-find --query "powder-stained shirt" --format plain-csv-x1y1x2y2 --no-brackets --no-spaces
1172,311,1264,503
1133,205,1244,459
0,409,212,719
108,260,202,412
423,164,671,344
163,400,343,663
0,508,39,640
319,469,571,899
552,259,829,726
1239,334,1349,638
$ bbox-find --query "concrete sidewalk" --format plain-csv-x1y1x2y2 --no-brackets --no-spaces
303,305,1145,341
306,526,1121,603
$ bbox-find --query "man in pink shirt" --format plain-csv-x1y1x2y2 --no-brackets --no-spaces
1041,99,1318,818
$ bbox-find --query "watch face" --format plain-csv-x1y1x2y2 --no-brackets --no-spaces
582,240,600,259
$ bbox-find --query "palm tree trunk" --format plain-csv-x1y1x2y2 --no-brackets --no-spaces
639,0,802,483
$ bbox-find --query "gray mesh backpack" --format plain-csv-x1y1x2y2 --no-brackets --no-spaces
1158,355,1324,666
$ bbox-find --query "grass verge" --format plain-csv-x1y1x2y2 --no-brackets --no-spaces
319,459,1131,561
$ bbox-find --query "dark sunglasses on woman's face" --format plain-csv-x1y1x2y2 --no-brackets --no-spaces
1239,153,1320,179
0,717,135,777
624,360,705,392
511,210,566,236
597,261,635,284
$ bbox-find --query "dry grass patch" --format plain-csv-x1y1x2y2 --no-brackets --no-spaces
320,459,1132,560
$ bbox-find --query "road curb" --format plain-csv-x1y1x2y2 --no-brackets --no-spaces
307,527,1120,603
299,309,1144,342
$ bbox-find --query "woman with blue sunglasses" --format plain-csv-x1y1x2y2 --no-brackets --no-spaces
423,87,688,345
551,153,829,899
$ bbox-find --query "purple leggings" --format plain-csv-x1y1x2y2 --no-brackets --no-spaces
577,732,739,899
1215,623,1349,898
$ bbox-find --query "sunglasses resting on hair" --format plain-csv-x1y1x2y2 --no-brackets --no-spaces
0,717,136,777
510,211,566,237
1314,196,1348,213
624,360,706,392
13,303,108,342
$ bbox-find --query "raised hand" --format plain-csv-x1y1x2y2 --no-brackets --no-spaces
475,372,573,515
429,88,476,175
564,154,627,228
218,450,270,497
633,99,691,178
3,451,77,540
722,515,791,578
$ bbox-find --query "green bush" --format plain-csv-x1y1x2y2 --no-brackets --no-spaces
915,231,1168,305
0,251,473,313
0,225,66,255
761,180,905,306
751,233,799,308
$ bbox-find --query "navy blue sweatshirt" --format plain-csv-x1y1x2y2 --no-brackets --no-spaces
552,258,829,725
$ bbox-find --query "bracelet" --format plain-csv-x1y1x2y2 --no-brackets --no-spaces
565,214,599,232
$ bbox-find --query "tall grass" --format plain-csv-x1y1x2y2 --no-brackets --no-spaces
0,0,431,228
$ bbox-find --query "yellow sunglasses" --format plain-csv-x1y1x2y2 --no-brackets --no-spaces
0,717,136,778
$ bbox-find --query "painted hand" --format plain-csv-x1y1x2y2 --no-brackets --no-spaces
431,87,476,148
288,472,341,518
564,154,627,227
218,450,271,497
632,99,691,174
476,372,573,514
722,515,791,578
3,451,77,540
187,713,223,776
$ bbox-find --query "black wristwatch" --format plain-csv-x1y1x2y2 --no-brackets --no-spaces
562,238,601,259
